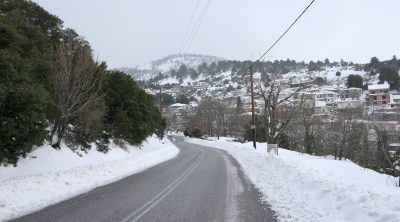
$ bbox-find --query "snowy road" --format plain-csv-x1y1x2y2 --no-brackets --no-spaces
11,137,276,222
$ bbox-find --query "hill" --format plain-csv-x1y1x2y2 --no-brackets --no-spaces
119,53,224,81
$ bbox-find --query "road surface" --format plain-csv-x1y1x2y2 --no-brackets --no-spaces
12,137,276,222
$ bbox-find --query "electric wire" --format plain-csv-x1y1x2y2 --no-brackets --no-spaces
242,0,316,77
178,0,201,53
181,0,212,53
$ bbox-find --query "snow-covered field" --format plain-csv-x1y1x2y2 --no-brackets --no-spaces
186,137,400,222
0,136,179,221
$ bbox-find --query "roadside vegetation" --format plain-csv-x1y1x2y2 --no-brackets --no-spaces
0,0,165,166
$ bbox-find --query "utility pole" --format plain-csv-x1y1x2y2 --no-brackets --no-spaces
159,85,162,114
249,65,256,149
217,99,221,140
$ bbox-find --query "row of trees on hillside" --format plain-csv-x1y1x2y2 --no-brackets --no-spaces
154,93,195,106
0,0,165,166
146,58,365,88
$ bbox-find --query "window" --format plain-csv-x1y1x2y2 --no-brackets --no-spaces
382,96,386,100
383,101,386,104
371,90,375,94
373,96,377,100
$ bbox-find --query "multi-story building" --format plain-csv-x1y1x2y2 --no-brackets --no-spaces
340,87,362,100
305,90,338,104
368,82,390,107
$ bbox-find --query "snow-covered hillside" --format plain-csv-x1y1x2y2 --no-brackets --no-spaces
283,67,369,87
187,137,400,222
119,54,375,103
151,53,223,72
0,136,179,221
119,53,223,81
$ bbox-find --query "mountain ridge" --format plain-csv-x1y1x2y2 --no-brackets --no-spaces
118,53,224,80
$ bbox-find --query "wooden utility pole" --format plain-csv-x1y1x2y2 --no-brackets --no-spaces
159,85,162,114
249,65,256,149
217,99,221,140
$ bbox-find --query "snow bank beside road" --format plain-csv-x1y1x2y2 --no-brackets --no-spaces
0,136,179,221
187,137,400,222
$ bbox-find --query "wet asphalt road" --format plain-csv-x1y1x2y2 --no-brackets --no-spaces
11,137,276,222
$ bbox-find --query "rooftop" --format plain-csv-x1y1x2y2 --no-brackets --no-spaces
170,103,189,107
368,82,389,90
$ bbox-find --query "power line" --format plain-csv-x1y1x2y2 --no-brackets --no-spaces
178,0,201,53
184,0,211,53
256,0,316,62
244,0,316,150
182,0,211,53
243,0,316,77
181,0,212,53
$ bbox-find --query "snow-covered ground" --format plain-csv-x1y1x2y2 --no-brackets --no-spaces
186,137,400,222
0,136,179,221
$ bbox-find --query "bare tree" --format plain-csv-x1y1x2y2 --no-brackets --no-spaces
51,37,104,148
256,78,305,144
189,97,219,136
325,107,364,160
225,97,245,139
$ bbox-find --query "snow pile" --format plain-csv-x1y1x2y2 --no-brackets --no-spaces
0,136,179,221
186,137,400,222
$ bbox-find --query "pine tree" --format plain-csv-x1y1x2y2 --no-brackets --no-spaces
347,74,363,88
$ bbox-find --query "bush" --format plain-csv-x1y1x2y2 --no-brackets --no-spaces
104,71,165,145
191,128,202,138
183,129,190,137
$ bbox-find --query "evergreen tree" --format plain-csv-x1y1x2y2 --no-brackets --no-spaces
313,77,327,86
0,0,62,165
175,94,189,104
189,68,199,80
162,94,175,105
308,61,320,71
324,58,330,66
178,64,188,79
379,66,400,90
347,74,363,88
105,71,165,145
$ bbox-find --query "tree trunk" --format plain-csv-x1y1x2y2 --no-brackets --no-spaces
51,117,66,149
50,116,60,143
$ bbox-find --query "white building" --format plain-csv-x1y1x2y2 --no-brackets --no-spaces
306,90,338,103
170,103,189,112
336,98,363,110
314,101,329,114
390,94,400,108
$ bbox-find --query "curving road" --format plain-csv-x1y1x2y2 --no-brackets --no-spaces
12,137,276,222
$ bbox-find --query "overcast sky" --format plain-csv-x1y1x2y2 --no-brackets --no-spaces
33,0,400,68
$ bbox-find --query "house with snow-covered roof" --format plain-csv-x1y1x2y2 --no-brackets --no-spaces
170,103,189,111
305,90,338,103
389,94,400,108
